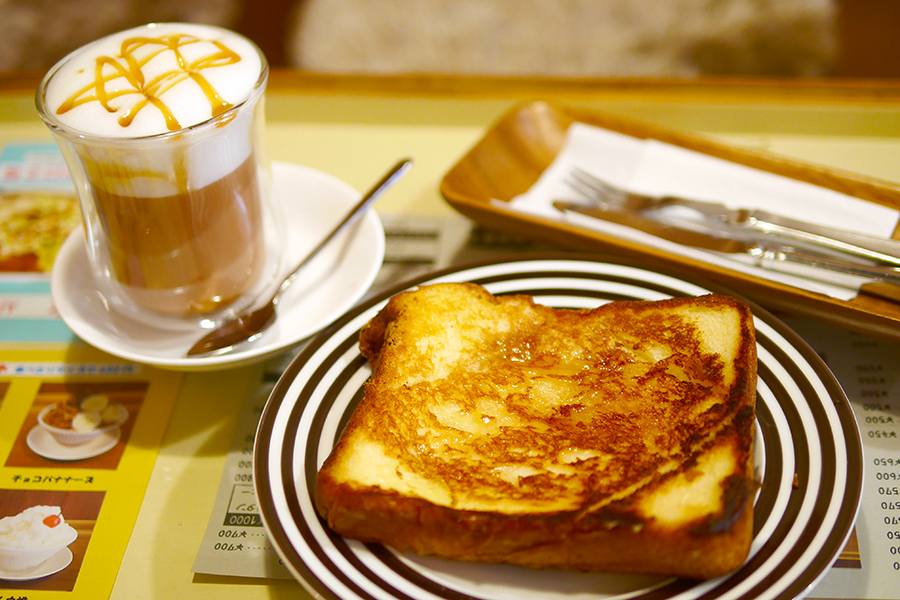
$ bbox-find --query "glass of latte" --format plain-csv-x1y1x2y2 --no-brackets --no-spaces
36,23,284,329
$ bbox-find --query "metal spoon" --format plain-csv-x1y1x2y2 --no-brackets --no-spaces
186,158,413,357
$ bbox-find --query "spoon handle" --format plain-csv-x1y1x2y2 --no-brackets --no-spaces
276,158,413,299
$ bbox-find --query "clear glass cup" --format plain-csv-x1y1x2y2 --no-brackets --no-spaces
35,23,284,330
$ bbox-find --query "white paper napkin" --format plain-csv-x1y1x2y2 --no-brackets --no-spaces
505,122,900,301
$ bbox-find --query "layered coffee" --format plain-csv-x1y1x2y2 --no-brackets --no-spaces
37,23,280,320
88,154,265,315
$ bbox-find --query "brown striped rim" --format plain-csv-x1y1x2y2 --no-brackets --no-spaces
254,253,862,600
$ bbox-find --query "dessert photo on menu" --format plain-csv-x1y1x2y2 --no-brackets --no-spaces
0,188,80,274
0,489,104,591
5,382,146,468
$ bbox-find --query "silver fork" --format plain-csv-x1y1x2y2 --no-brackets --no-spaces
566,167,674,213
564,167,900,268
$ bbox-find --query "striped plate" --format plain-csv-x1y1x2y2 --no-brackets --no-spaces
255,255,863,600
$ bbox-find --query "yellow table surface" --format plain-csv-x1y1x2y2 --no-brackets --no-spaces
3,71,900,599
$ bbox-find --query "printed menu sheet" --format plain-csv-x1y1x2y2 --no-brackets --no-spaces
0,348,182,598
0,142,81,345
786,318,900,600
193,215,900,598
0,141,184,599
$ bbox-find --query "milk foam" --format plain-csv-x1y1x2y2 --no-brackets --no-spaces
44,23,263,138
39,23,265,196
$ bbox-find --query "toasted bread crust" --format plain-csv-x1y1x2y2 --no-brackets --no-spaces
318,476,754,578
317,283,757,579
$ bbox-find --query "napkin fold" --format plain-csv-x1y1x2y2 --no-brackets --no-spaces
505,123,900,301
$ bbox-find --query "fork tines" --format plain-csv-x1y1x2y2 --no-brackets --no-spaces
564,167,630,209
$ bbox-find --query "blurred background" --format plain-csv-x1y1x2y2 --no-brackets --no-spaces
0,0,897,78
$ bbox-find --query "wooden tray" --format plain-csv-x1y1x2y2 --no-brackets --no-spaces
440,101,900,342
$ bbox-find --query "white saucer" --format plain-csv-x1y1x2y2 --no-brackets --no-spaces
26,426,121,461
0,547,73,581
51,162,385,371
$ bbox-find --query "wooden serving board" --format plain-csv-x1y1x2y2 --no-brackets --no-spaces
440,101,900,342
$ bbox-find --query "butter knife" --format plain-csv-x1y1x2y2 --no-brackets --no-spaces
566,168,900,267
553,200,900,284
655,198,900,267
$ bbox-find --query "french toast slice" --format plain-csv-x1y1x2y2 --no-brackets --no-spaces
316,282,757,580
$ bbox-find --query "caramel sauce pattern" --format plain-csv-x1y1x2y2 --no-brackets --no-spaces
56,33,241,131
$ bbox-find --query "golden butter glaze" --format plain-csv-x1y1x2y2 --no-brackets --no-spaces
345,284,756,516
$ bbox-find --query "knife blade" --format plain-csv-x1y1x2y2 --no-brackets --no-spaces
654,198,900,268
553,200,900,285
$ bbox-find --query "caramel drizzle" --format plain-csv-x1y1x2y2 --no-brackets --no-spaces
56,33,242,131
